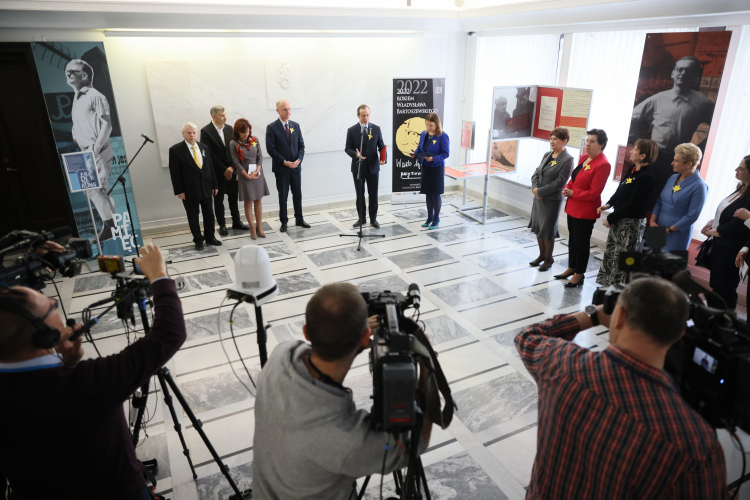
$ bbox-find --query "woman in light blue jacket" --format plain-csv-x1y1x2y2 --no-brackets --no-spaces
411,113,450,229
650,143,707,252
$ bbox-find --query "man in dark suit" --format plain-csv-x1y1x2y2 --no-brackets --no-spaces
200,105,248,236
169,122,222,250
345,105,386,228
266,99,309,233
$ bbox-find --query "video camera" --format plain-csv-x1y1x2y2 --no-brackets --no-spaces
362,284,455,434
0,227,92,290
592,227,750,432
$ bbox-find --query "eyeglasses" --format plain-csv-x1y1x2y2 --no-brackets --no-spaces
42,298,59,320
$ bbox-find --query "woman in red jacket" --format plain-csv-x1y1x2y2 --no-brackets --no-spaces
555,129,611,288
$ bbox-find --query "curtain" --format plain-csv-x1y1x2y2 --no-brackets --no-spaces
698,25,750,233
566,27,699,204
471,33,561,171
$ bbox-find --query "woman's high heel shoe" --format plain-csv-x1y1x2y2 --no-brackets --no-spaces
256,224,265,238
539,259,554,272
421,219,433,228
529,257,543,267
563,276,585,288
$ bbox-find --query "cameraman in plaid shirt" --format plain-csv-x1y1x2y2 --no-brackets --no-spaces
516,276,727,499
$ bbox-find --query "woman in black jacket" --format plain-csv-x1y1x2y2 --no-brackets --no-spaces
700,154,750,309
595,139,658,286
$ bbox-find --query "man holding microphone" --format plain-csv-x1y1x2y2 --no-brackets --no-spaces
345,105,386,228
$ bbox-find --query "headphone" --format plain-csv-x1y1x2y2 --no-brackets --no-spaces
0,298,61,349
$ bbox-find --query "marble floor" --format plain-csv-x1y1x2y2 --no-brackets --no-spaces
46,195,747,500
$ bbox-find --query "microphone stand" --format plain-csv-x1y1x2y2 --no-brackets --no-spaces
340,126,385,251
106,136,151,257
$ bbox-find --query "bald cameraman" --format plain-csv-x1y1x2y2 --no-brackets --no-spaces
253,283,433,499
0,244,186,500
516,276,727,499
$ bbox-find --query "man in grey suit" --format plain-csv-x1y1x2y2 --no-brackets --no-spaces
266,100,309,233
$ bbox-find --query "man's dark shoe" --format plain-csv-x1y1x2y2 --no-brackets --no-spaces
280,223,288,233
219,226,229,236
296,220,311,228
195,242,204,251
370,220,380,229
232,221,249,231
353,220,366,228
205,237,223,246
98,218,116,242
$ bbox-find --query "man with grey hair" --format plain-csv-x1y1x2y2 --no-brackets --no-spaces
266,99,308,232
200,105,247,236
630,56,715,211
65,58,117,241
515,276,726,498
169,122,220,250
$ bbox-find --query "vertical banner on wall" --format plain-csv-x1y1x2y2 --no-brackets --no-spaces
31,41,142,257
392,78,445,204
628,31,732,207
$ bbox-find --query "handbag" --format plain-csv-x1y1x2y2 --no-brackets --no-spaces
695,236,714,269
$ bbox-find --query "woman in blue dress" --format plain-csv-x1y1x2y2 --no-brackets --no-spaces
650,143,708,252
411,113,450,229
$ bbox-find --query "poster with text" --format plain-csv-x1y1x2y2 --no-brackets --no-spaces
628,31,732,209
532,86,592,146
31,41,142,257
62,151,100,193
392,78,445,203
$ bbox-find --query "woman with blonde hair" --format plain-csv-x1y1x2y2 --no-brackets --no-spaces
649,143,708,252
410,113,450,229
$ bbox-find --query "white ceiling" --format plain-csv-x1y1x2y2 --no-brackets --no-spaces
1,0,749,34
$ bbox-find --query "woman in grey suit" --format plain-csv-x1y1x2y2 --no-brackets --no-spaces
529,127,574,271
230,118,270,240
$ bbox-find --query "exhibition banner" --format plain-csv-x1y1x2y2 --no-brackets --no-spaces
628,31,732,196
31,41,142,257
392,78,445,204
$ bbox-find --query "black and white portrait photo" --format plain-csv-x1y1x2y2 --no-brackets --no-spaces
491,86,536,140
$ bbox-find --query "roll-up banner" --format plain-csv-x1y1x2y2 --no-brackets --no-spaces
31,41,143,257
392,78,445,204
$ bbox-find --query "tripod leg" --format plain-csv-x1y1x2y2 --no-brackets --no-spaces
417,458,431,500
393,470,403,496
159,367,251,499
156,369,197,480
356,476,371,500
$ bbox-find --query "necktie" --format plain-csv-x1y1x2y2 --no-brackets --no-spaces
192,145,202,169
285,123,291,141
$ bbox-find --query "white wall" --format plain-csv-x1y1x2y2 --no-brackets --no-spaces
101,33,465,229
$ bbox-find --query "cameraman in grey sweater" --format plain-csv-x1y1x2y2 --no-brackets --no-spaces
253,283,433,499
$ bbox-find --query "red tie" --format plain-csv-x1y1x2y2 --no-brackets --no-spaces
285,123,290,141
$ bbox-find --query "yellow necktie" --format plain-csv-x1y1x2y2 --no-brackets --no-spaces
193,145,202,169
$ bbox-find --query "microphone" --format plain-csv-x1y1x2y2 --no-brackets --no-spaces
408,283,421,310
141,134,154,143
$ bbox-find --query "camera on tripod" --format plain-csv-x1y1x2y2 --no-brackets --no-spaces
592,227,750,432
363,286,424,433
0,227,92,290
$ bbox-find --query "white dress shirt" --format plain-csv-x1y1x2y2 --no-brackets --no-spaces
214,123,226,146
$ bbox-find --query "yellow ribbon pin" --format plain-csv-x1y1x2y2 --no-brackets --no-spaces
251,140,257,147
290,127,294,133
584,165,591,171
432,140,437,145
673,185,681,193
551,160,557,166
625,178,633,184
368,132,373,140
